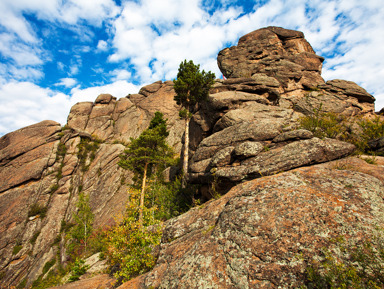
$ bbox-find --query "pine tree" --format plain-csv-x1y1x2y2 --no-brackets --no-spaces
118,112,174,225
173,60,215,186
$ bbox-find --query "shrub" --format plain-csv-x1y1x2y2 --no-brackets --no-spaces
304,233,384,288
104,189,162,282
68,259,88,282
28,204,48,219
12,244,23,255
42,259,56,275
77,137,100,172
299,104,346,139
30,231,40,245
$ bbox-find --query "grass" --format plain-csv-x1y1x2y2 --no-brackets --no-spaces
28,204,48,219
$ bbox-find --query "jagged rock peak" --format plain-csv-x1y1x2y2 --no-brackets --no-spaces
217,26,325,91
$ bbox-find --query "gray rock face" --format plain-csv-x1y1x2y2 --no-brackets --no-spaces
234,141,264,158
368,136,384,153
216,138,355,182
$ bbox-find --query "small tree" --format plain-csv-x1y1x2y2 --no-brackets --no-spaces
173,60,215,186
69,192,94,256
118,112,174,225
104,188,162,282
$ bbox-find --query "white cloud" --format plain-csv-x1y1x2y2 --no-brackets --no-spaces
97,40,108,51
0,80,140,136
0,81,71,135
110,69,132,81
55,78,77,88
70,80,140,104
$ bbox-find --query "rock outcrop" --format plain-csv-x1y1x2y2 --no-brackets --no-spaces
0,26,382,288
119,157,384,288
0,81,184,288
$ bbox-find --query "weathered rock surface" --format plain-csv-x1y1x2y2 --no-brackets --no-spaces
0,81,185,288
122,157,384,288
50,274,115,289
0,26,381,288
216,26,375,115
218,26,325,91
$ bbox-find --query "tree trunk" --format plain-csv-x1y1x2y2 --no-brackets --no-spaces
182,117,190,188
84,221,87,256
139,162,148,226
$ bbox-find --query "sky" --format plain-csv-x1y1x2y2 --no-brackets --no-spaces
0,0,383,136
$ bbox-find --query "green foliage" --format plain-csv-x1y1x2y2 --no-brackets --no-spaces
28,203,48,219
60,220,74,233
49,184,59,194
77,137,100,172
362,155,378,165
299,104,384,155
42,259,56,275
67,192,94,257
354,116,384,153
12,244,23,255
299,103,346,139
174,59,215,115
104,189,162,282
56,142,67,160
68,259,88,282
118,112,174,185
30,231,40,245
145,178,187,221
17,278,27,289
304,234,384,288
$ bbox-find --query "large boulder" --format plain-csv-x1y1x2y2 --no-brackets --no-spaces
121,157,384,288
217,26,325,92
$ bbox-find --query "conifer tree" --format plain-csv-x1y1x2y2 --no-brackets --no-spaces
118,112,173,225
174,60,215,186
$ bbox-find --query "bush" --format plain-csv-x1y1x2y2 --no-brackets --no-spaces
28,204,48,219
42,259,56,275
299,104,384,155
77,137,100,172
30,231,40,245
12,244,23,255
104,189,162,282
304,233,384,288
68,259,88,282
299,104,346,139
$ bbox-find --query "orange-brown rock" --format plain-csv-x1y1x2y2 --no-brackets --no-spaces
123,157,384,288
49,274,115,289
217,26,325,91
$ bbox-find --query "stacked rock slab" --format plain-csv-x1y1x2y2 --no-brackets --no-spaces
217,26,375,114
188,26,376,193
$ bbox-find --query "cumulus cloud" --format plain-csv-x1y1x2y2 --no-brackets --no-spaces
0,80,140,136
97,40,108,51
0,81,71,135
70,80,140,104
55,78,77,88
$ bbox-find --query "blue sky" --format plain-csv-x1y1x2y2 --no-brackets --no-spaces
0,0,383,136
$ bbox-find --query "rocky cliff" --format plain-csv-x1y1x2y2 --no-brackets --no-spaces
0,26,382,288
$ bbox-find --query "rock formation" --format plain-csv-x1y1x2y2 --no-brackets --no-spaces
121,157,384,288
0,82,184,288
0,26,382,288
